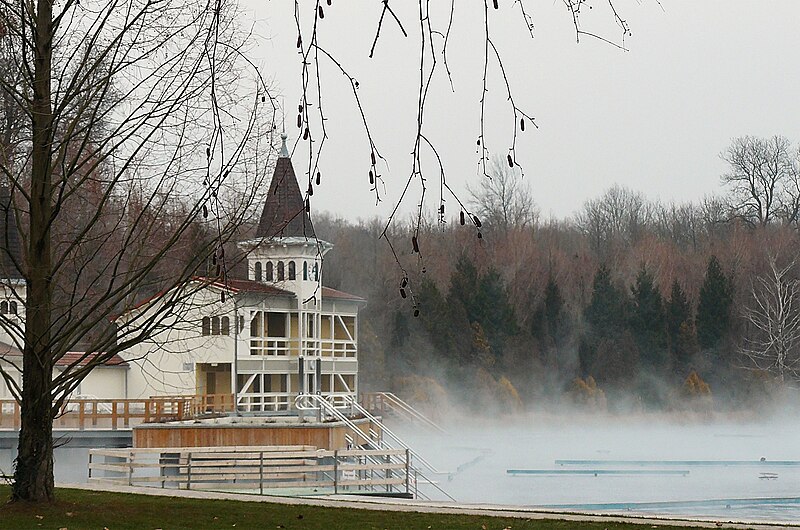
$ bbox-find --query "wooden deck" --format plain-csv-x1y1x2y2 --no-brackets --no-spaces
0,394,235,431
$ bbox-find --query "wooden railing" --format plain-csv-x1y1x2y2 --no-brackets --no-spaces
0,394,235,431
88,445,413,497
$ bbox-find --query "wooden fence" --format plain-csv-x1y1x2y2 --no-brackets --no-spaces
88,445,413,497
0,394,234,431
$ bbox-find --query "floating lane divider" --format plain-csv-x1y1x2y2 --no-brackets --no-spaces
507,469,689,476
554,460,800,467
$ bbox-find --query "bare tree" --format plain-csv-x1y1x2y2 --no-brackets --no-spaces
721,135,797,227
575,185,654,255
741,255,800,383
0,0,274,501
468,155,537,231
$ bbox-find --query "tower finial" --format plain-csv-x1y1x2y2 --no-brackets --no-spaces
279,96,289,157
280,131,289,157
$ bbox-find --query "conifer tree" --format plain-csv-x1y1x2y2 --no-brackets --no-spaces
630,265,667,372
666,280,696,371
584,264,627,336
696,256,733,349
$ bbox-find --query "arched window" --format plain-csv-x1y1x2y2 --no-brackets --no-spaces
312,262,319,282
212,316,220,335
277,261,285,281
9,302,16,315
221,316,230,336
265,262,274,282
1,301,8,314
303,261,308,281
202,316,211,336
288,261,296,280
254,261,262,282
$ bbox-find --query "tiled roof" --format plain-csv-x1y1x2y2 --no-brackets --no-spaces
0,185,23,280
321,286,366,303
57,352,128,368
256,156,315,239
0,343,128,368
206,277,295,297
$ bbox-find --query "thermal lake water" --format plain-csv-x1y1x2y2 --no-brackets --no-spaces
397,415,800,522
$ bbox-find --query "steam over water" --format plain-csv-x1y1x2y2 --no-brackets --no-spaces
398,414,800,521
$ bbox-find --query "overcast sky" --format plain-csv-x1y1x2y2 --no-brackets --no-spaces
240,1,800,223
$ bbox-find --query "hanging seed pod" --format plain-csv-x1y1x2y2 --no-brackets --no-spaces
261,95,265,103
316,171,321,185
477,231,483,239
493,0,499,8
401,277,408,288
439,204,445,215
369,170,374,184
412,236,419,253
202,204,208,218
297,114,302,128
308,183,314,196
296,35,302,48
318,5,324,18
305,199,310,213
371,151,376,165
327,0,331,4
298,104,303,113
473,215,482,227
507,154,513,167
212,254,217,265
520,118,525,131
206,147,210,157
221,291,226,303
421,267,426,274
413,308,420,318
303,127,309,140
476,138,481,146
460,211,465,225
400,288,407,299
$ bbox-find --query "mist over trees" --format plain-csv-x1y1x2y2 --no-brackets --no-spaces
317,135,800,416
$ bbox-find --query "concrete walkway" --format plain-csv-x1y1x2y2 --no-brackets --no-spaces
61,482,800,529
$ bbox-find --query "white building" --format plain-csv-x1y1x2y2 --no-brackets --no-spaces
1,137,366,412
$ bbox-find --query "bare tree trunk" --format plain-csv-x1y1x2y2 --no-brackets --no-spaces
12,0,55,502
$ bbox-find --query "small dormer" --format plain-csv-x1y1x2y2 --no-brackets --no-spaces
239,135,332,302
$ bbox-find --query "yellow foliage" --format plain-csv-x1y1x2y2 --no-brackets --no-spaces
568,375,607,410
497,375,523,411
681,370,711,398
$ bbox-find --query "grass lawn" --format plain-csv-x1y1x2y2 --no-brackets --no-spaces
0,485,717,529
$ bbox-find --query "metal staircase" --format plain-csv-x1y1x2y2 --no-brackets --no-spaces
294,393,454,501
361,392,446,433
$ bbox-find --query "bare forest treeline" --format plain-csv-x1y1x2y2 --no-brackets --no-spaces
315,138,800,415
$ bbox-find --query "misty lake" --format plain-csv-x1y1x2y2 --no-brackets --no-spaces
398,414,800,522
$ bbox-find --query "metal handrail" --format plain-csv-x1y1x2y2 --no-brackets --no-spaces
364,392,446,433
294,393,455,502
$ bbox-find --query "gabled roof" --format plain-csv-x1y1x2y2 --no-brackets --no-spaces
0,342,128,368
57,352,128,368
207,278,295,297
256,142,315,239
0,185,23,280
321,287,366,303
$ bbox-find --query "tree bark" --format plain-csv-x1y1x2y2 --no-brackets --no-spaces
12,0,55,502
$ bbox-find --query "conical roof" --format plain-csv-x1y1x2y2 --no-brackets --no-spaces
256,137,315,239
0,185,22,280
